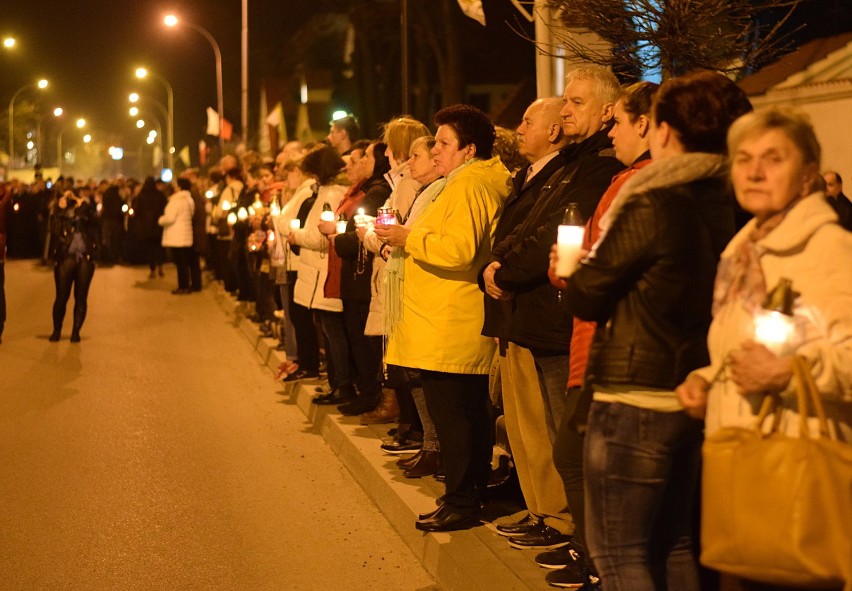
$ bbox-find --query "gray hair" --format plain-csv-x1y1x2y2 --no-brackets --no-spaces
564,65,620,105
727,107,821,167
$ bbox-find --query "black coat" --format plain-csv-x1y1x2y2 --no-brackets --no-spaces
335,175,391,301
50,199,100,262
488,126,624,351
564,172,736,390
479,151,572,340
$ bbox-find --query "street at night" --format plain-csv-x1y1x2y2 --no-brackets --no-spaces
0,260,437,591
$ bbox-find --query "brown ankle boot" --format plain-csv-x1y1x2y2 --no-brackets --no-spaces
359,388,400,425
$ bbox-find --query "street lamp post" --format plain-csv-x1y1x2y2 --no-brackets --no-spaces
35,107,63,166
164,14,224,155
8,78,48,169
57,118,86,173
135,67,175,170
129,108,165,172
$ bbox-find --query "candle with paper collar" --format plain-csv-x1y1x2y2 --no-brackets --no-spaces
227,212,238,226
320,202,335,222
555,203,585,277
336,213,348,235
753,277,797,356
289,218,300,231
237,207,248,221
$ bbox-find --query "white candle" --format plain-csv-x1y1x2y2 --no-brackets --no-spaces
227,212,238,226
555,224,585,277
289,218,301,231
753,310,795,356
237,207,248,221
320,210,335,222
336,220,348,234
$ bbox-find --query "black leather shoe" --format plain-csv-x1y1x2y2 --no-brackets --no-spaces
70,331,81,343
283,369,320,383
415,505,481,532
338,396,378,416
313,387,355,405
49,331,61,342
418,503,444,521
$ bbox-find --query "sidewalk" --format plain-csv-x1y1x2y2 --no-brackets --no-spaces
211,285,555,591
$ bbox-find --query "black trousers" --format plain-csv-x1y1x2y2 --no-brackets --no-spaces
289,300,319,374
52,255,95,333
421,370,491,512
188,248,202,291
170,246,193,289
342,298,382,401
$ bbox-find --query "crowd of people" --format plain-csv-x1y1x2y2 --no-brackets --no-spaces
1,64,850,590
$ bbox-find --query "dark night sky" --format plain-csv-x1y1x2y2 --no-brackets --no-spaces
2,0,851,164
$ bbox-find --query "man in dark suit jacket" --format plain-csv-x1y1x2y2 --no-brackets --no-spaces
478,82,625,553
824,170,852,231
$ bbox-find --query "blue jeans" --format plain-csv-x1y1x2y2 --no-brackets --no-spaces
584,401,703,591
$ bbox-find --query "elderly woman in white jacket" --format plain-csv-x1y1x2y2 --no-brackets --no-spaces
159,177,196,294
677,107,852,440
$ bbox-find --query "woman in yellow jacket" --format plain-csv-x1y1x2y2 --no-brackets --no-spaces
376,104,511,532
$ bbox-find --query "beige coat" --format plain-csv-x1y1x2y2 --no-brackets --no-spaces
694,193,852,441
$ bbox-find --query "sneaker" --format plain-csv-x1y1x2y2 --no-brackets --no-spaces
508,524,573,550
535,545,579,569
545,561,586,589
380,431,424,454
495,513,541,538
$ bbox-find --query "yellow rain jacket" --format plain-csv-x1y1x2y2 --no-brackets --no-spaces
385,156,511,374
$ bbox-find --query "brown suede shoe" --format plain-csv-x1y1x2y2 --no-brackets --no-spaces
403,450,442,479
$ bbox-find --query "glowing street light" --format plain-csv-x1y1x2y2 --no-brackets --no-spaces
8,78,49,168
135,66,174,169
129,92,140,103
3,37,15,49
129,106,139,117
164,13,224,153
136,119,146,129
83,134,92,143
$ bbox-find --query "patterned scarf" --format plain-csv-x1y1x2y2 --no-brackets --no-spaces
712,197,802,315
383,177,447,339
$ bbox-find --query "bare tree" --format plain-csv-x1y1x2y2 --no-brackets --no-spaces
542,0,803,79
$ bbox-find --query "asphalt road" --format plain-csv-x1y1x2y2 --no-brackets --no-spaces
0,259,436,591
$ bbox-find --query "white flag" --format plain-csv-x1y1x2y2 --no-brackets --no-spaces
457,0,486,25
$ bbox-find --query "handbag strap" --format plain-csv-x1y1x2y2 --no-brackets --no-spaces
792,355,831,438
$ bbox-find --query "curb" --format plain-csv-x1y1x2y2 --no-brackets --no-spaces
212,285,553,591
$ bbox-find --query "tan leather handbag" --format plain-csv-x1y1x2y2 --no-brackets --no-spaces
701,356,852,589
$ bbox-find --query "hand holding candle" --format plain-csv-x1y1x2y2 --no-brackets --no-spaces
336,213,348,235
555,203,585,278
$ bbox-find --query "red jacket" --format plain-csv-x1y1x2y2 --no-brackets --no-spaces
549,156,653,388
